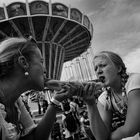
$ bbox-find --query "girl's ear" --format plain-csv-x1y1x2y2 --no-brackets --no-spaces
118,66,122,74
18,56,29,69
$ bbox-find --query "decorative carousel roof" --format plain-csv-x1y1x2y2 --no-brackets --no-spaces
0,0,93,79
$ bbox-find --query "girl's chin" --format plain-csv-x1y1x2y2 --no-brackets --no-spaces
103,81,109,87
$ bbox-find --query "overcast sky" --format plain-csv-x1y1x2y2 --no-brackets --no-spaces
0,0,140,73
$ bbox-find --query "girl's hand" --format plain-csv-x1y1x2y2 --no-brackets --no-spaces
82,82,103,105
53,83,77,102
82,83,96,105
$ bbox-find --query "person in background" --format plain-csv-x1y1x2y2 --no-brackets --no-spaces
0,37,76,140
69,98,79,113
42,99,48,113
80,111,89,127
61,100,74,140
62,98,81,140
51,118,62,140
74,51,140,140
69,98,81,140
21,94,32,117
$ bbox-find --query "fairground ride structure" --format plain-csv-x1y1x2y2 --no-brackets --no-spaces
0,0,93,80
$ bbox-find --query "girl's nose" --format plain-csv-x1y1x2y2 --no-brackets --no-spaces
97,67,103,75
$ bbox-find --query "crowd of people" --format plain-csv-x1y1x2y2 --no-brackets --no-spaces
50,97,93,140
0,36,140,140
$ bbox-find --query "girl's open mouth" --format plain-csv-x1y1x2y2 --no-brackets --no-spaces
99,76,105,83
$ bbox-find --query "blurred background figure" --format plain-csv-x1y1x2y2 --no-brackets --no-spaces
21,92,32,117
61,98,81,140
51,118,62,140
42,99,48,113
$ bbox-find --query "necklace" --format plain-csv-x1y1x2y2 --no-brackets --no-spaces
111,89,127,114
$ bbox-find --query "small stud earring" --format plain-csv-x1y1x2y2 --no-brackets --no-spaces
25,72,29,76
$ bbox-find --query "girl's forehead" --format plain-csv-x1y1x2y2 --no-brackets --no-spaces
32,46,42,58
94,55,117,70
34,46,41,54
94,55,109,64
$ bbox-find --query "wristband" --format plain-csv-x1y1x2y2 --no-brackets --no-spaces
50,97,61,106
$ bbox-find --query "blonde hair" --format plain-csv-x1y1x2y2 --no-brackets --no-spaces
0,37,26,62
0,37,37,78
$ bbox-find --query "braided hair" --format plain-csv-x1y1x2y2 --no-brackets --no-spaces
97,51,129,131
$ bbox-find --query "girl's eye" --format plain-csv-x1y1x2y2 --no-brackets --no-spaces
101,64,106,68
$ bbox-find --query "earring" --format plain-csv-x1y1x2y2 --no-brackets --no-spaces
25,71,29,76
